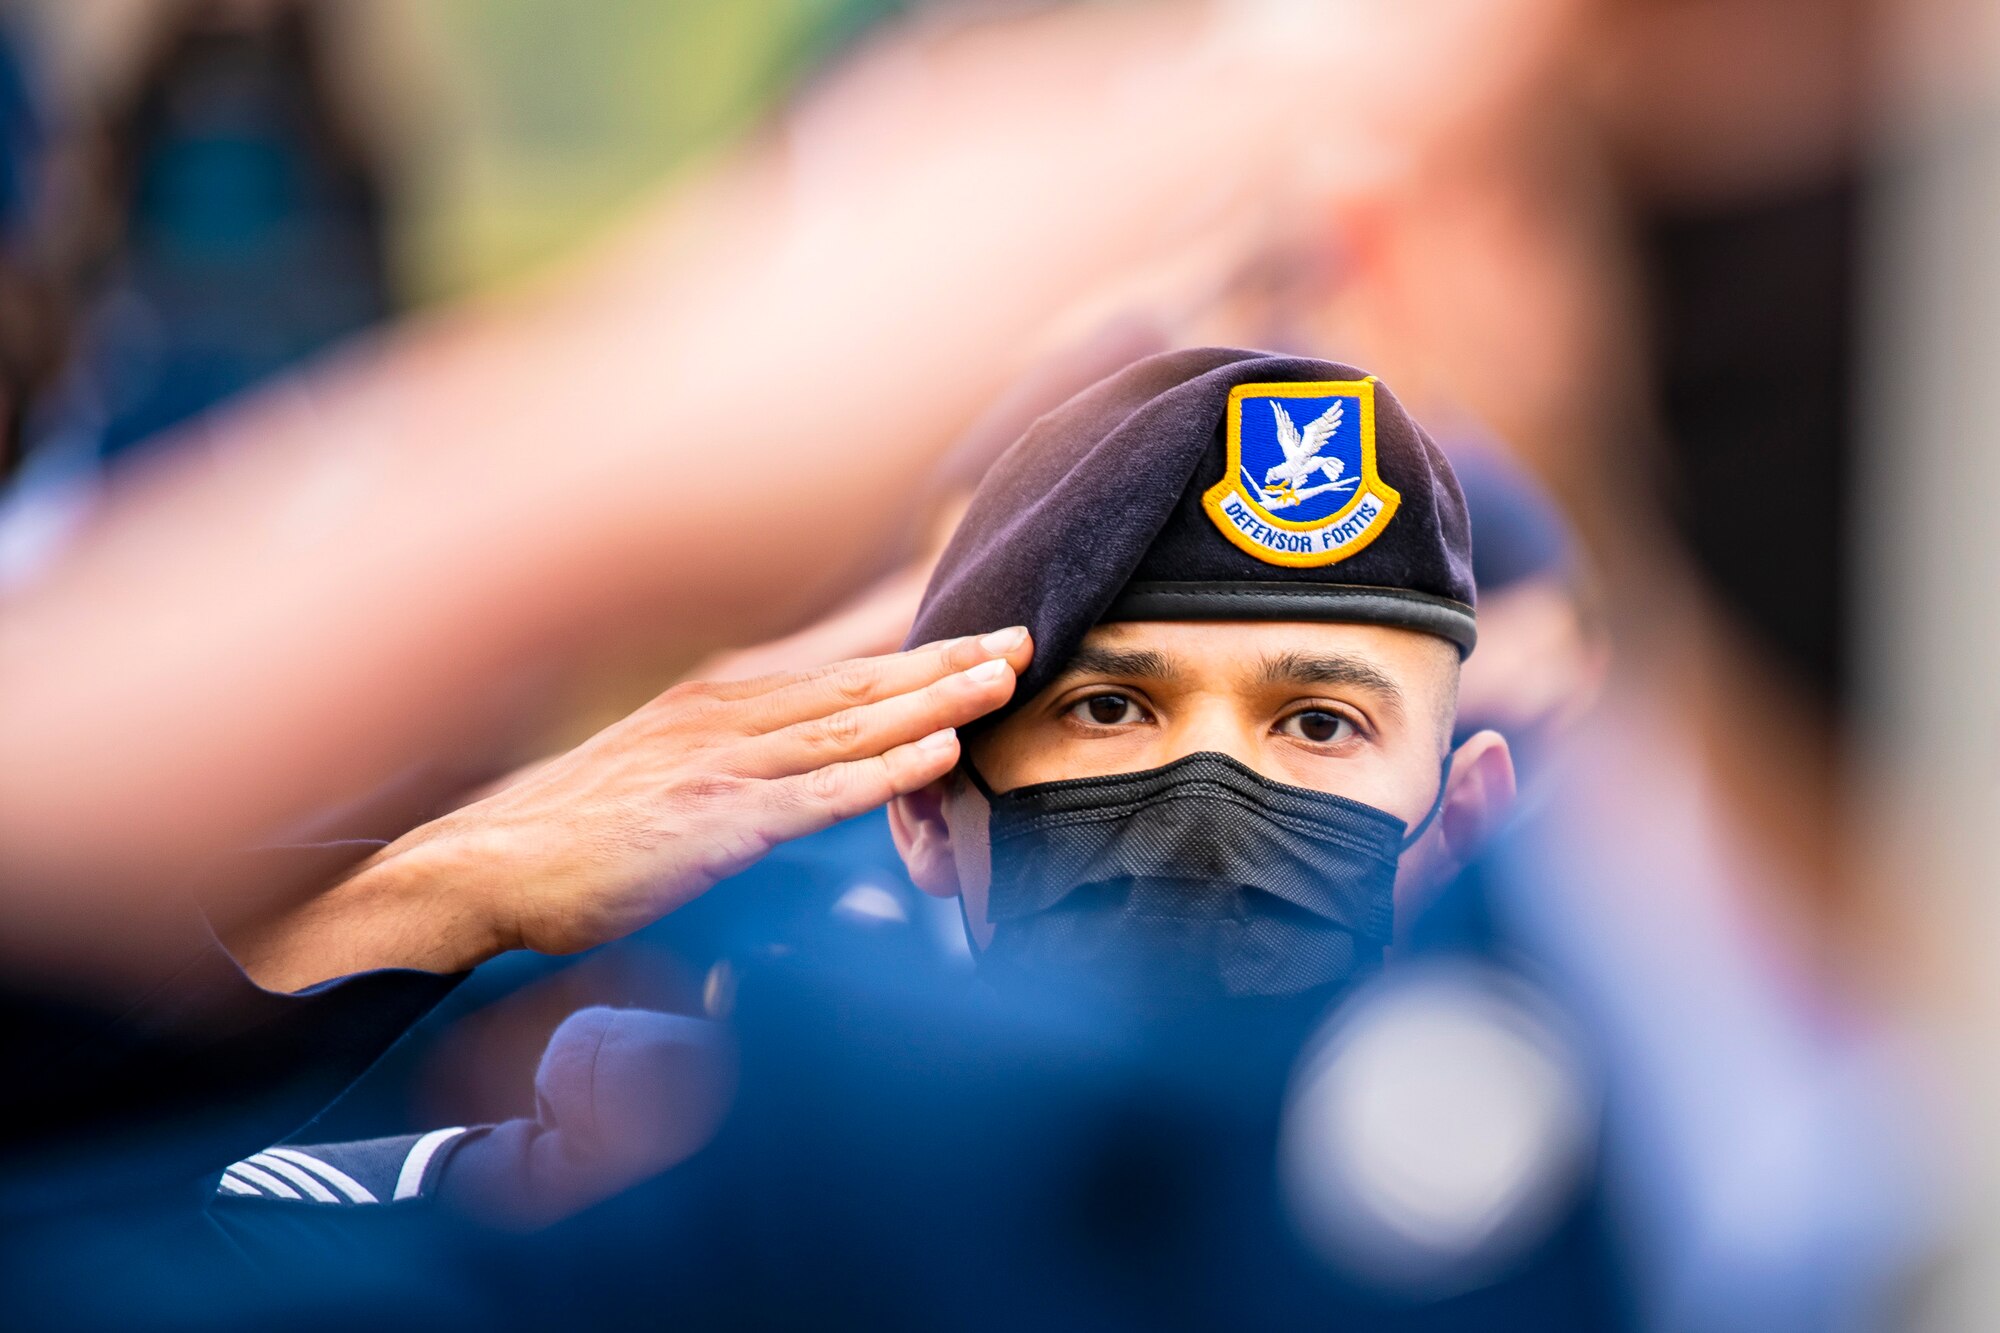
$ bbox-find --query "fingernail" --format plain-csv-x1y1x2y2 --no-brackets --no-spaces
966,658,1011,685
979,626,1027,655
918,728,958,753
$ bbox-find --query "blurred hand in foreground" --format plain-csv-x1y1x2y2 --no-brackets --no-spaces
0,0,1576,954
227,629,1031,992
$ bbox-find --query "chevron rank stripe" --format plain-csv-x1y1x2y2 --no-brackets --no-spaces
214,1127,473,1205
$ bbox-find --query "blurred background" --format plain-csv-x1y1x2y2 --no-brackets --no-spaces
2,0,1999,1328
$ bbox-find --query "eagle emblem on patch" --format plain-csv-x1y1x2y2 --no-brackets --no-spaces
1200,378,1402,567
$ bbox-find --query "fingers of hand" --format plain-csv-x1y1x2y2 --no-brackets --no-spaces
754,728,961,845
732,654,1018,778
716,626,1030,732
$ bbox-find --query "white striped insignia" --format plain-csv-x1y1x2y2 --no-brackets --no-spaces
215,1127,473,1206
393,1126,468,1201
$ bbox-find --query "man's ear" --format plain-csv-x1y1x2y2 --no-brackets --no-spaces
1438,728,1517,867
889,778,964,899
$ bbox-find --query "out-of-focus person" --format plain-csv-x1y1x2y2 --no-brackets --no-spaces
0,0,399,590
63,0,393,463
1447,441,1606,779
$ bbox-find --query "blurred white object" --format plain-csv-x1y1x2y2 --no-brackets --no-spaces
701,959,737,1021
1279,958,1593,1297
0,431,100,592
831,881,909,926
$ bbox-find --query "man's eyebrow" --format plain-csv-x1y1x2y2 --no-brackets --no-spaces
1256,651,1405,720
1055,645,1183,682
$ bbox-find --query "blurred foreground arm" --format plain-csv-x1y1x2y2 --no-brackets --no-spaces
228,631,1029,991
0,0,1570,949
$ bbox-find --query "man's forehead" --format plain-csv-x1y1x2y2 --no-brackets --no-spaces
1065,619,1443,679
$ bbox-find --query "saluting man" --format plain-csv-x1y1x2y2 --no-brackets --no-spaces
202,349,1516,1239
14,349,1526,1333
890,347,1514,1007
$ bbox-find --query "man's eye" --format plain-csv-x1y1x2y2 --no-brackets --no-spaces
1281,709,1355,744
1070,693,1146,727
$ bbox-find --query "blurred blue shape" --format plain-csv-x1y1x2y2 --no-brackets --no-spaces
1451,442,1575,595
1474,716,1934,1333
31,7,392,466
0,14,45,251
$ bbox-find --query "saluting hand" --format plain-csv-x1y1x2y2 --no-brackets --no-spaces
230,628,1031,991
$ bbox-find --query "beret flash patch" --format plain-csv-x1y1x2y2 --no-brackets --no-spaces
1201,378,1401,567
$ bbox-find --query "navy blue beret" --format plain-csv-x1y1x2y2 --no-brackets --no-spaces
907,348,1475,721
1450,443,1574,593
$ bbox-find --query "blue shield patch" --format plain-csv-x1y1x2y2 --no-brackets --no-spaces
1200,378,1402,567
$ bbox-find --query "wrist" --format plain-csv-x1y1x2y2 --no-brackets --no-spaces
376,815,524,963
229,828,511,992
359,830,516,972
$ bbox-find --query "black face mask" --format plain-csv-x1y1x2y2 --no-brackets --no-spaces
964,752,1446,1005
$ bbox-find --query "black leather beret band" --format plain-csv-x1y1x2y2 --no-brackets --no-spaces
1103,581,1477,657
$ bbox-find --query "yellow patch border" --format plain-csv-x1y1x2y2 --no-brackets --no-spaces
1200,377,1402,568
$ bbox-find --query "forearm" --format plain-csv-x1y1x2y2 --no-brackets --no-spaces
225,834,509,993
